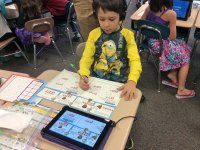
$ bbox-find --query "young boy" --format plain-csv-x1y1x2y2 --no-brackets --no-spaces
78,0,142,100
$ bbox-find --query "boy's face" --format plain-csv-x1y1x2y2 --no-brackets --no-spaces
97,7,121,34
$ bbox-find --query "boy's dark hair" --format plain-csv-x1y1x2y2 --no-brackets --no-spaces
149,0,173,12
92,0,127,21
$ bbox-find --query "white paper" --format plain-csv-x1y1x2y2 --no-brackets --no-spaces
0,75,42,102
0,109,33,132
47,69,122,107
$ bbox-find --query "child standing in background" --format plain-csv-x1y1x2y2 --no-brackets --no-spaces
78,0,142,101
142,0,195,99
42,0,81,41
15,0,51,45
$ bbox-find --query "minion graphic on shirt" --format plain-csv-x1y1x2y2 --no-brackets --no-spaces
94,40,123,79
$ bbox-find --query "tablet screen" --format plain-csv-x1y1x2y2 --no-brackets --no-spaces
41,106,114,150
173,0,192,20
49,110,106,147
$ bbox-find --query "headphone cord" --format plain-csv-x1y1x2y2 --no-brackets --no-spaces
112,116,137,127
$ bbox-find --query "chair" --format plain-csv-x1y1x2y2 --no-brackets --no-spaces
190,28,200,84
0,10,29,63
25,17,65,69
54,1,83,54
76,42,86,58
191,28,200,58
0,36,29,63
136,19,169,92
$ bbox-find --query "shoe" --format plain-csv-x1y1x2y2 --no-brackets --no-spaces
175,90,195,99
72,33,81,42
162,80,178,88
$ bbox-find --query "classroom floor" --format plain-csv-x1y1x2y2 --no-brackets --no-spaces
1,0,200,150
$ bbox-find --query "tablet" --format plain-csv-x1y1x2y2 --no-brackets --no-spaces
41,106,115,150
173,0,193,20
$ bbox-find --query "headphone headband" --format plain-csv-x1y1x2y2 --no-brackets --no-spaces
93,0,127,21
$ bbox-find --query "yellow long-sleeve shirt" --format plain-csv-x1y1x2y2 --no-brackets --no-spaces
79,27,142,83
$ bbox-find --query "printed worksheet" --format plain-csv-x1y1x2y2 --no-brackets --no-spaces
34,69,124,118
47,69,122,106
0,75,43,102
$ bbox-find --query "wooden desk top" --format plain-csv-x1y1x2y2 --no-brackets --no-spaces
130,3,198,28
195,11,200,28
36,70,142,150
0,69,142,150
0,69,29,79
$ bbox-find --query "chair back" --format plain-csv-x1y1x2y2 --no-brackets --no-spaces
137,19,169,39
136,19,169,52
76,42,86,58
25,17,54,33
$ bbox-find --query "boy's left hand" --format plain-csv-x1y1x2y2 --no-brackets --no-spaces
117,80,137,101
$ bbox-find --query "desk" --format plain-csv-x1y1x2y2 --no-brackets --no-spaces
195,10,200,28
0,70,142,150
130,3,198,27
0,69,29,79
130,4,198,41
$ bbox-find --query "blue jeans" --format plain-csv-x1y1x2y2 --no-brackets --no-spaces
53,4,79,35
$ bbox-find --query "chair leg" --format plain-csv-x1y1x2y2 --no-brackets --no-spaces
191,39,198,58
33,44,37,69
65,27,75,54
13,41,29,63
73,21,84,41
140,95,146,103
51,39,65,61
193,72,200,84
157,59,161,92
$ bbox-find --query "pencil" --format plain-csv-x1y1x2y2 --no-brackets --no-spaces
70,64,87,82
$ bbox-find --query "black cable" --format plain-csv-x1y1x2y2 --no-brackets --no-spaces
112,116,137,127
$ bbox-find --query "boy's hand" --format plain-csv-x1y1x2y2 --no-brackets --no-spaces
79,76,90,90
117,80,137,101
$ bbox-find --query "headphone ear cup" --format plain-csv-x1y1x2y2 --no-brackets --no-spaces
92,0,97,18
120,0,127,20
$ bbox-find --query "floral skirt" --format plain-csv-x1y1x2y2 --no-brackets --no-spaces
148,38,191,71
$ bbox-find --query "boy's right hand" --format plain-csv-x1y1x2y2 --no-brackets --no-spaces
79,76,90,90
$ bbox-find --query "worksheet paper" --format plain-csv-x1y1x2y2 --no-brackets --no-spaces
37,69,123,118
0,75,43,102
46,69,122,106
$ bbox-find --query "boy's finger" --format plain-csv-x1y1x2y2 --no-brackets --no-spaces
117,85,124,91
120,90,126,98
